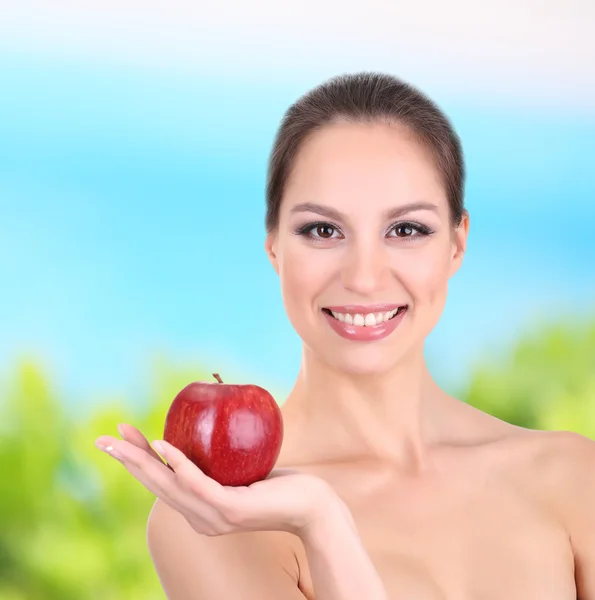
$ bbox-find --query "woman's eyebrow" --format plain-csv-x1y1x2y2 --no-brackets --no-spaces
290,202,344,221
289,201,439,221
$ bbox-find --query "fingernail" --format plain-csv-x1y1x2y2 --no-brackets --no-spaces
105,445,124,460
117,423,125,437
153,441,166,455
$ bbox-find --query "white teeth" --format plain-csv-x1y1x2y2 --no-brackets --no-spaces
364,313,376,327
328,307,403,326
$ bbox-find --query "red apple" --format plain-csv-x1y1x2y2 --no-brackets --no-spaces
163,373,284,486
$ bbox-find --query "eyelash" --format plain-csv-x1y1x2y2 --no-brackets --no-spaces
293,220,435,242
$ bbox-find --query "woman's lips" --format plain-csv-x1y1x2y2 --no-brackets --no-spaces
322,305,408,342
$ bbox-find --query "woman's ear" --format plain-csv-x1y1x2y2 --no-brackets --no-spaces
449,212,469,278
264,233,279,275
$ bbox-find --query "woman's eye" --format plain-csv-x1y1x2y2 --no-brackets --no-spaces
295,222,341,239
388,222,432,239
314,224,337,238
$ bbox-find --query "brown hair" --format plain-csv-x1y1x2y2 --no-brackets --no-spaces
265,71,467,233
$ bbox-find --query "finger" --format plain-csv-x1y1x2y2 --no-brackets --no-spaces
117,423,165,464
152,440,224,501
96,437,178,500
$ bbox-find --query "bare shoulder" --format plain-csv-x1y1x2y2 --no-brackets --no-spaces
146,497,308,600
485,425,595,523
448,396,595,478
453,399,595,506
493,426,595,487
526,428,595,508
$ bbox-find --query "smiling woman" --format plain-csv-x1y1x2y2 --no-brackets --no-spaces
99,72,595,600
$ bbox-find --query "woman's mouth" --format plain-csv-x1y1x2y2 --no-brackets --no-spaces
320,304,408,342
321,305,407,327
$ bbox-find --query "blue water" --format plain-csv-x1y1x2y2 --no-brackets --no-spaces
1,58,594,416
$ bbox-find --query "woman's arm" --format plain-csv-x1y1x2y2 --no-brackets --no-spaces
300,495,389,600
97,426,389,599
527,431,595,599
552,432,595,599
147,494,389,600
147,498,306,599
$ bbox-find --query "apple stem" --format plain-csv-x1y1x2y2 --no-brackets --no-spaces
213,373,223,384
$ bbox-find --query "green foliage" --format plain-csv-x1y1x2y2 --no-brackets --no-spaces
459,315,595,437
0,355,216,600
1,316,594,597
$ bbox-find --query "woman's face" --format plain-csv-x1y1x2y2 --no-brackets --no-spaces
265,121,469,376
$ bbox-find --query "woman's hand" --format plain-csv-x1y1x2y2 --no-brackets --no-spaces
94,423,338,538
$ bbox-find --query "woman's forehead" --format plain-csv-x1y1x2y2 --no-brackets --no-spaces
282,137,447,216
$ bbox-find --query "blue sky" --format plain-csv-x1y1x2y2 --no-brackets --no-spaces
1,58,594,417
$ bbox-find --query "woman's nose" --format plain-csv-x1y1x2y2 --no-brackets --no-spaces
340,242,391,295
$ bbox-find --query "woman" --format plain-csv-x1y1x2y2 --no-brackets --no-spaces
95,72,595,599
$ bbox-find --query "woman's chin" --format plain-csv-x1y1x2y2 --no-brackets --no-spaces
301,330,417,376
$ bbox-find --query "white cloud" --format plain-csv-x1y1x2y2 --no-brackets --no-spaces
1,0,594,109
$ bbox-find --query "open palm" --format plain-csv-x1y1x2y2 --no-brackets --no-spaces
95,423,337,538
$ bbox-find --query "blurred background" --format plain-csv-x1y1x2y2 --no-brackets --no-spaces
1,1,594,598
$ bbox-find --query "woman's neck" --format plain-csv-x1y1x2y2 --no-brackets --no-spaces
280,347,448,471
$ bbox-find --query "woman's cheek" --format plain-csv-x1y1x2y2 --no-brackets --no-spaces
403,251,451,335
406,243,451,294
279,247,320,331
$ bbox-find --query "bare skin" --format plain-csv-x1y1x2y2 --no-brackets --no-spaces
276,391,585,599
259,120,594,598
